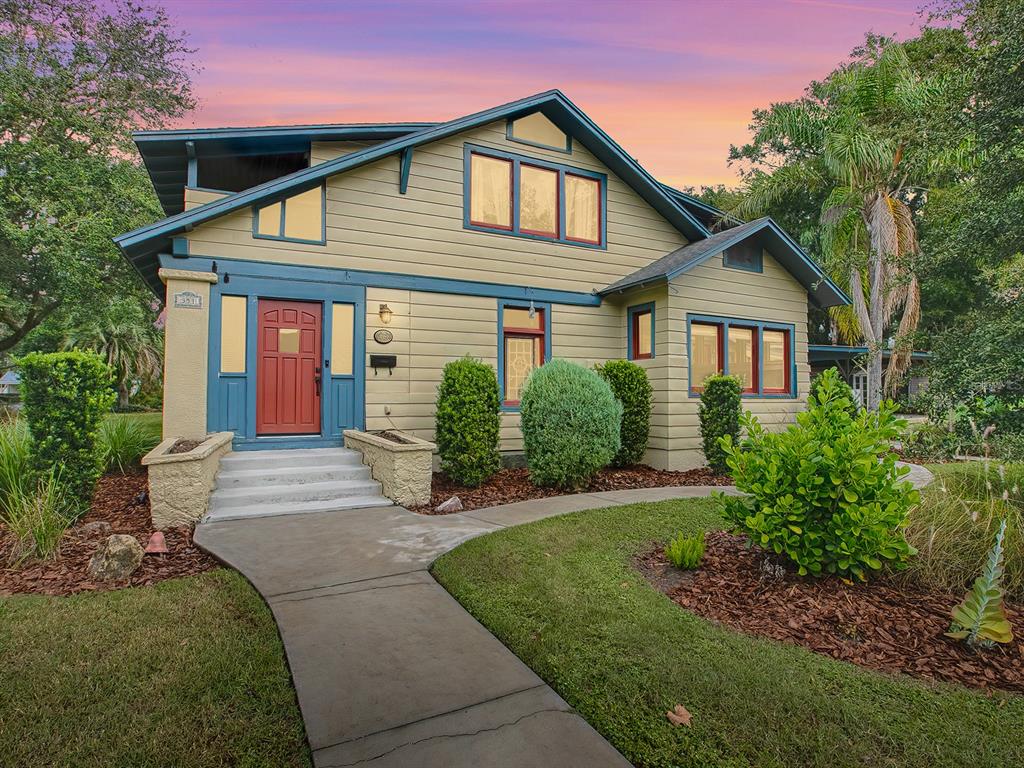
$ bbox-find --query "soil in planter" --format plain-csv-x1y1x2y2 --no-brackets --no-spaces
413,465,732,513
168,438,202,455
375,430,414,445
636,531,1024,694
0,473,219,597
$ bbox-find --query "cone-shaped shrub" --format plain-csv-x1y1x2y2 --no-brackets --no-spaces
520,359,621,490
595,359,652,466
435,357,500,486
699,374,741,472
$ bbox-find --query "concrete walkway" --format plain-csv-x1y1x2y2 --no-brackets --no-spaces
194,465,931,767
195,486,737,767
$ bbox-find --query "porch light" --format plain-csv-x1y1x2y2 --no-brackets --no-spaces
378,303,393,324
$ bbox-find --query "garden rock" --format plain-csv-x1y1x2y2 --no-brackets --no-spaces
88,534,143,581
435,496,463,513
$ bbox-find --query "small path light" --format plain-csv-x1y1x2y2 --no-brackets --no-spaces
145,531,169,555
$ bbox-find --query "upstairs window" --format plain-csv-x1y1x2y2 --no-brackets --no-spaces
507,112,571,153
254,184,325,244
466,146,605,247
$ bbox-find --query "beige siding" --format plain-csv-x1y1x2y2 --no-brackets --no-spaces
184,187,229,210
184,120,688,295
311,140,381,165
665,248,810,469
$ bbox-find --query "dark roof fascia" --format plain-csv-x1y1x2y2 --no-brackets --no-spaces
116,90,711,258
133,122,439,145
809,344,931,360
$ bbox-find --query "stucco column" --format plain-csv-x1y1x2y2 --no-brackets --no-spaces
159,268,218,440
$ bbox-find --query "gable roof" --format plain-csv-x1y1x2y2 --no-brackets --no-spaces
115,90,711,295
599,217,850,308
135,122,438,216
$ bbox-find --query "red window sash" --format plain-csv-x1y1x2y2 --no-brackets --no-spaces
631,311,652,360
762,329,791,394
730,326,759,394
469,153,513,231
564,173,602,245
502,309,546,406
689,322,723,393
518,164,559,239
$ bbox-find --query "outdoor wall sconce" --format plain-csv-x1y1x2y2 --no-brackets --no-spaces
378,303,393,324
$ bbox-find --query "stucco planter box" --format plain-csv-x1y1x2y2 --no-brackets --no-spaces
142,432,234,529
344,429,435,507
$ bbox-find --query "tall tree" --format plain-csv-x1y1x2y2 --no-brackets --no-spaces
728,35,972,409
0,0,195,352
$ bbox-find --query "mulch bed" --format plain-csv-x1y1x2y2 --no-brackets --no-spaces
412,465,732,514
636,531,1024,694
0,473,219,597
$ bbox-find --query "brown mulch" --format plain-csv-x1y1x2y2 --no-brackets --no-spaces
636,531,1024,694
168,438,202,454
0,473,219,597
412,465,732,514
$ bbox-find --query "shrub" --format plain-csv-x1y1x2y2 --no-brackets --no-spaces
809,368,858,418
595,360,652,466
664,531,705,570
3,470,74,564
947,518,1014,647
520,359,621,490
991,431,1024,462
699,375,741,472
434,357,501,487
718,368,918,581
17,351,115,512
901,462,1023,599
99,416,161,474
899,421,964,461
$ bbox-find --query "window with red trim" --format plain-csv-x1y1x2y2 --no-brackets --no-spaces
727,325,758,393
690,322,722,391
762,328,791,393
469,153,512,230
502,306,545,405
688,318,794,396
630,308,653,360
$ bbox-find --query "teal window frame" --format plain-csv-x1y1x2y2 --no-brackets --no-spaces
497,299,551,410
252,183,327,245
627,302,655,360
686,313,796,398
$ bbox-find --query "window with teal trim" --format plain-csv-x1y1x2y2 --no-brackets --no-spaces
722,242,763,272
687,314,794,397
465,145,605,247
499,300,550,407
628,303,654,360
254,184,326,244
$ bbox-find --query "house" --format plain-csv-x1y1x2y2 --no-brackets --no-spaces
809,345,930,408
116,91,849,471
0,370,19,398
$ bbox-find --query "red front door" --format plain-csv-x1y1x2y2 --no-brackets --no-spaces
257,299,322,435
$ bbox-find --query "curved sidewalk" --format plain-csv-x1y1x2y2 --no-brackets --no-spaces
194,464,930,768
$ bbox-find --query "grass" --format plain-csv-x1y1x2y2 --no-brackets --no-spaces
432,499,1024,768
99,413,162,473
0,570,311,768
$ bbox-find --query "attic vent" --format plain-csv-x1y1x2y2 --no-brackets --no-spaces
507,112,570,153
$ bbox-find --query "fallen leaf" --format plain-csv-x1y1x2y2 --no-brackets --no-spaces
666,703,692,727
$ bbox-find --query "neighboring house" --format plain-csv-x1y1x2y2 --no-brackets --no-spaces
115,91,849,470
0,370,20,398
809,345,929,408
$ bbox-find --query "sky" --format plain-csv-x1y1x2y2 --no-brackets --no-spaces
163,0,926,188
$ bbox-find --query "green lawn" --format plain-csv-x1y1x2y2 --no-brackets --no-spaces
433,499,1023,768
0,570,310,768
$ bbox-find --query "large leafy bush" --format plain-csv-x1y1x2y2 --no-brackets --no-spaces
520,359,621,490
17,351,115,511
595,359,652,466
698,374,741,472
435,357,501,486
809,367,858,417
718,368,918,581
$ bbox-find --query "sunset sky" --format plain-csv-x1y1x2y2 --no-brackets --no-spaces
164,0,925,188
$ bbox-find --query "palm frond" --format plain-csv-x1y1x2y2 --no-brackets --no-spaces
729,162,821,220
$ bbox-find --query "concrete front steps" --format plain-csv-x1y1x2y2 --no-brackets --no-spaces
206,447,392,522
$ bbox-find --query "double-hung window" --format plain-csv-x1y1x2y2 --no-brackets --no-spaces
688,315,794,396
466,146,604,247
499,301,549,406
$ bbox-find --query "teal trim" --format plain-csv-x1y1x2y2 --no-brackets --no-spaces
497,298,551,411
185,140,197,187
686,313,797,399
159,254,602,307
809,344,931,361
627,302,656,360
399,147,413,194
206,273,366,445
251,182,327,245
171,237,189,257
723,247,763,273
505,117,572,154
463,143,607,249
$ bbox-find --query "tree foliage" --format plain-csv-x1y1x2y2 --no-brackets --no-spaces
0,0,195,351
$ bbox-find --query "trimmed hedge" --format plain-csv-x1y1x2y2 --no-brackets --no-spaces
435,357,501,486
17,351,115,511
595,359,652,466
699,374,741,472
520,359,621,490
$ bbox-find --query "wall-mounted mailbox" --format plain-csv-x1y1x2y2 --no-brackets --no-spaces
370,354,398,375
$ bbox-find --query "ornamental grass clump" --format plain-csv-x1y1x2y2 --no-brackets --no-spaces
699,374,741,472
665,531,705,570
520,359,621,490
98,416,161,474
435,357,501,486
718,368,918,581
595,360,652,466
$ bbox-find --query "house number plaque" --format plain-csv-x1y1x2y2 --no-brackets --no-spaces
373,329,394,344
173,291,203,309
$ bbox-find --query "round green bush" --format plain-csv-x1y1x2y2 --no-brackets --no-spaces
17,350,115,512
435,357,500,486
595,359,652,466
698,374,741,472
520,359,622,490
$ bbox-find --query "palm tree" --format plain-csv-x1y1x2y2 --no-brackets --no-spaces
64,298,163,409
730,41,971,409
